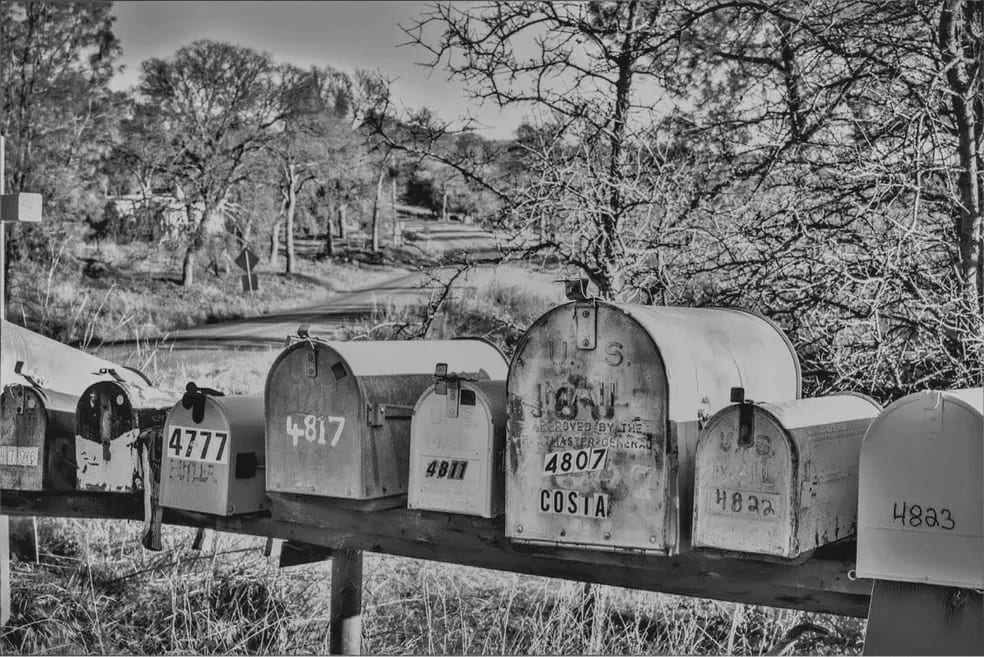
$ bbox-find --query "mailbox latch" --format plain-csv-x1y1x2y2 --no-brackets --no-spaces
367,402,414,426
575,303,597,350
731,387,754,448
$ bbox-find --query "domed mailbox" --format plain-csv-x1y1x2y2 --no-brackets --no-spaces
265,336,508,502
506,294,801,555
408,364,506,517
75,377,178,493
160,386,267,516
1,382,76,491
692,391,881,559
856,388,984,589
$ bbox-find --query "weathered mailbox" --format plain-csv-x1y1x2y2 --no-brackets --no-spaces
0,382,77,491
265,337,508,502
506,299,801,555
75,378,178,493
160,386,267,516
856,388,984,589
408,364,506,517
692,391,881,559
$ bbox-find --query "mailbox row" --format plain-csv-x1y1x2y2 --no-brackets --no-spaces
2,298,982,591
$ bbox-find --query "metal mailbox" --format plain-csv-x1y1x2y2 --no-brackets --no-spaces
265,337,508,501
160,388,267,516
856,388,984,589
506,299,801,555
408,365,506,517
1,382,77,491
692,391,881,559
75,378,178,493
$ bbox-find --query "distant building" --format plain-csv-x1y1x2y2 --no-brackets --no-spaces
107,192,227,236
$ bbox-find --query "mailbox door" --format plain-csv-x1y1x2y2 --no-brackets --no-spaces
266,345,365,498
0,385,45,490
160,401,232,515
858,391,984,588
507,304,671,551
75,382,141,492
410,383,497,516
693,408,795,557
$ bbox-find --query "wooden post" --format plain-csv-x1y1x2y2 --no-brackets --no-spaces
329,549,363,655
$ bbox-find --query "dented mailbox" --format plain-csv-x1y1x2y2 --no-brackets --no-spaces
408,365,506,517
506,301,801,555
1,382,77,491
693,392,881,559
75,378,178,493
160,388,267,516
265,337,508,501
857,388,984,589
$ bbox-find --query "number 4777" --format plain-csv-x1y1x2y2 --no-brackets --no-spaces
287,414,345,447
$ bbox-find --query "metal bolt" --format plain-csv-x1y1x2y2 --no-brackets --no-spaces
649,536,657,544
116,395,125,405
582,339,590,347
582,310,590,318
603,532,611,540
516,525,524,533
307,354,314,362
560,529,567,537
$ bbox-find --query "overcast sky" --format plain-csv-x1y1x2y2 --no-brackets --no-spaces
111,1,528,139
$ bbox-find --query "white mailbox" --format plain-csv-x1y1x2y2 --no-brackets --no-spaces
408,365,506,517
857,388,984,589
693,391,881,559
160,388,267,517
506,297,801,555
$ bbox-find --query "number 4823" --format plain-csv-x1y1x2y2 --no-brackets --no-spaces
892,501,955,531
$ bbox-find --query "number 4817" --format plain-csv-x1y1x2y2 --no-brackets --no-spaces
286,414,345,447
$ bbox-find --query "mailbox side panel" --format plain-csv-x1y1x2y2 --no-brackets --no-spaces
857,392,984,588
265,344,366,498
506,304,672,553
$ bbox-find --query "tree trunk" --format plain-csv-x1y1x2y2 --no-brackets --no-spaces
181,246,196,287
391,177,398,244
338,204,346,240
270,217,283,268
371,165,386,253
324,205,335,257
285,176,297,274
442,189,448,222
939,0,984,314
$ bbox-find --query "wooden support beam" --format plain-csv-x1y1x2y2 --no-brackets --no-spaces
329,550,363,656
0,491,872,618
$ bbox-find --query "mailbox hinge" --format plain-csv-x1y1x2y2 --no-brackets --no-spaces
575,302,597,350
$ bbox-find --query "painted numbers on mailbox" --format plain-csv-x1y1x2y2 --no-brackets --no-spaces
891,501,956,531
286,413,345,447
168,427,228,463
708,487,778,520
543,447,607,475
539,489,610,518
0,446,39,467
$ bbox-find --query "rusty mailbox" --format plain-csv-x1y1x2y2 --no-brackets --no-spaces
856,388,984,589
160,386,267,516
75,377,178,493
265,337,509,501
506,299,801,555
1,382,77,491
408,364,506,517
692,391,881,560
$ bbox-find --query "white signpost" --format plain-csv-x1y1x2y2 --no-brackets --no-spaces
0,134,44,626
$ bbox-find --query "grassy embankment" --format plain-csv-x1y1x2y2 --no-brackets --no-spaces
2,240,866,655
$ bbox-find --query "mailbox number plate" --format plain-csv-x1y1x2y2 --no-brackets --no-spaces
0,446,39,467
168,426,229,463
543,447,607,475
706,487,779,520
286,413,345,447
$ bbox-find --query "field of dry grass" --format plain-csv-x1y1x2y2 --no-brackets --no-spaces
2,248,868,655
